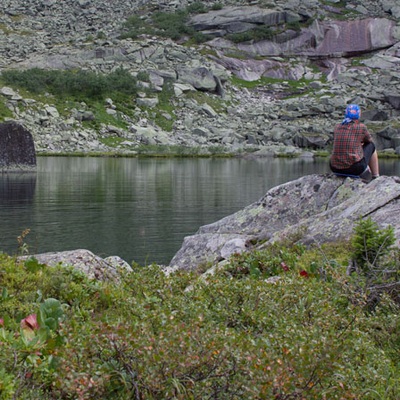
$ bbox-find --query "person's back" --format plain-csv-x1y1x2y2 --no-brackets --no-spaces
330,104,379,179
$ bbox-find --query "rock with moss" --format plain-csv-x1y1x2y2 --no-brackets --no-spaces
170,174,400,270
19,249,132,281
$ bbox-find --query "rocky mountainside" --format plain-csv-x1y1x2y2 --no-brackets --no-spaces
0,0,400,155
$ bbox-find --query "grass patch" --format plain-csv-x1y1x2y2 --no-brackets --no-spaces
230,75,315,97
0,23,13,34
0,99,14,121
120,4,213,43
320,0,361,19
185,90,227,114
81,102,129,131
378,151,400,159
227,25,274,43
313,150,330,157
230,75,284,89
135,144,233,157
99,136,129,148
153,79,176,132
1,67,137,102
0,68,137,130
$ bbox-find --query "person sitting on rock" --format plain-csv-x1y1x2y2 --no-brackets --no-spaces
330,104,380,180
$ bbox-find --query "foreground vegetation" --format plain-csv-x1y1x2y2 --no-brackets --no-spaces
0,219,400,399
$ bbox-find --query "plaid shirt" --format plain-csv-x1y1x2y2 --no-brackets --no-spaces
330,120,372,169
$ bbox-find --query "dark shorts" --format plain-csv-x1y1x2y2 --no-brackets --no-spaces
330,142,376,176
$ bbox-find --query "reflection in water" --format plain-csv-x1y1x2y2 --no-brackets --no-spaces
0,172,37,204
0,157,398,265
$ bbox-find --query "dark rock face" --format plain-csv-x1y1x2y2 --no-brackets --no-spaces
0,122,36,170
313,18,396,57
385,94,400,110
170,174,400,271
207,16,396,59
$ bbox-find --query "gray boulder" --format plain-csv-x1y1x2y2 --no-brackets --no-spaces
362,109,389,121
376,126,400,141
292,131,331,149
170,174,400,270
212,54,312,81
177,67,218,92
385,93,400,110
19,249,132,281
188,6,298,34
375,126,400,149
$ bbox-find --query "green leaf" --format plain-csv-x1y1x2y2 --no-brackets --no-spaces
44,317,57,331
24,257,46,273
38,326,50,342
1,287,8,301
39,298,64,331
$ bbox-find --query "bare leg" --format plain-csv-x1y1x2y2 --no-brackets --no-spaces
369,151,379,176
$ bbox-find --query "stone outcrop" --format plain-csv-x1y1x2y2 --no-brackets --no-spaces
18,249,132,281
0,121,36,171
188,6,300,36
206,17,397,58
170,175,400,271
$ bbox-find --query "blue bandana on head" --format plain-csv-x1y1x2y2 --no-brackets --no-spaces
342,104,360,125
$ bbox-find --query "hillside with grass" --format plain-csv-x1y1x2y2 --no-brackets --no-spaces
0,0,399,156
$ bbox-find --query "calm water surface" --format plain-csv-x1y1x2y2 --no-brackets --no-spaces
0,156,398,265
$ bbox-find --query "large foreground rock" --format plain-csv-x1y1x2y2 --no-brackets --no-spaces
170,174,400,270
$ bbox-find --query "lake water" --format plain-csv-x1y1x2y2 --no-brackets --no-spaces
0,156,399,265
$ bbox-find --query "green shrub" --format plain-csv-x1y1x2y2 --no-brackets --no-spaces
0,242,399,399
227,25,274,43
186,1,208,14
286,20,301,31
120,4,212,43
211,3,223,11
152,10,193,40
1,67,137,102
350,217,399,310
351,217,395,275
0,99,13,121
119,15,146,39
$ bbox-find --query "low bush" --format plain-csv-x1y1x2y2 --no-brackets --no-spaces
120,4,211,43
0,67,137,131
0,235,399,399
227,25,274,43
1,67,137,102
0,99,13,122
351,217,395,277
